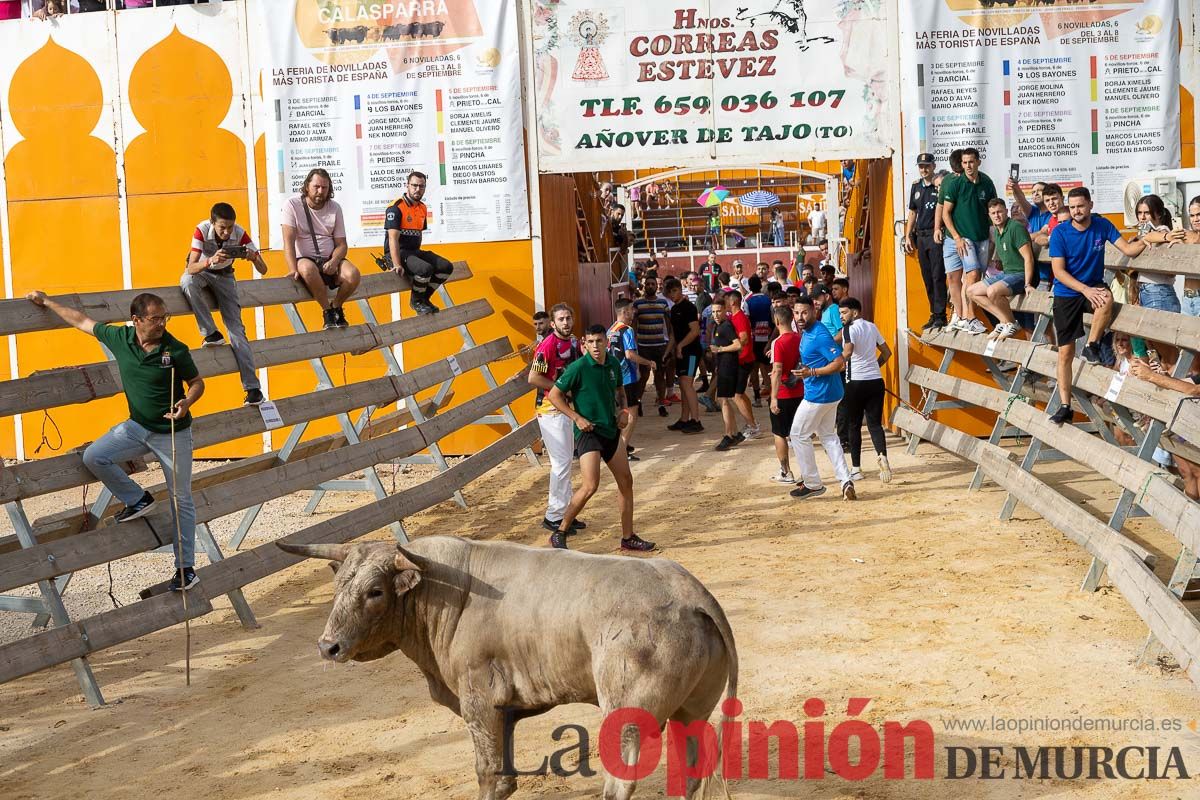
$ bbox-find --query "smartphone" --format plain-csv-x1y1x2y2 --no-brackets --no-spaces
1173,219,1184,232
1009,163,1020,183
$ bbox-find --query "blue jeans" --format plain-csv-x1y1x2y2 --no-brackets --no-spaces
1183,292,1200,318
1138,282,1181,314
82,420,195,569
942,237,991,274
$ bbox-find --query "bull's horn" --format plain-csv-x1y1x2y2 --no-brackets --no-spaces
276,542,352,562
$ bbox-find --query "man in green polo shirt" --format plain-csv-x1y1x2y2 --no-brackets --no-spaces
941,147,997,335
547,324,654,552
26,290,206,591
968,198,1035,340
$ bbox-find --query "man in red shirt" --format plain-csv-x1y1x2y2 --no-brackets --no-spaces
725,289,760,438
768,305,804,483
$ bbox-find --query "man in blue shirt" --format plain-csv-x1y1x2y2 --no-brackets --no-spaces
1047,186,1145,425
608,298,653,459
787,296,855,501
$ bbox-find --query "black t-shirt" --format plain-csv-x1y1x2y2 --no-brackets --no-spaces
670,299,704,358
909,179,938,232
712,318,738,373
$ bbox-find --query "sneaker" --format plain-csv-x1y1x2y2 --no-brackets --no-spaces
698,395,717,412
620,534,656,552
920,316,938,334
947,314,963,331
637,403,644,417
628,452,640,461
409,292,439,315
878,454,892,484
541,517,583,534
842,481,857,501
322,307,339,330
997,322,1020,339
964,318,987,335
714,435,735,452
334,307,350,328
244,389,265,406
667,419,688,431
682,420,704,434
169,567,198,592
789,484,827,500
1081,343,1103,364
770,470,796,484
658,404,668,417
548,532,569,549
848,468,865,482
114,491,156,523
1049,404,1074,425
201,331,225,348
741,425,762,440
731,432,745,445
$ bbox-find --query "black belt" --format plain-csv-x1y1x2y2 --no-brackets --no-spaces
206,266,235,276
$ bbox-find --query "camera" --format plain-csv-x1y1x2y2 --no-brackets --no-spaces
221,245,249,259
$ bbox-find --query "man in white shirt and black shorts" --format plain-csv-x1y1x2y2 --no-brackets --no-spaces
838,297,893,482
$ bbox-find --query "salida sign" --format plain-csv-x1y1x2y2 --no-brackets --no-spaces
532,0,893,172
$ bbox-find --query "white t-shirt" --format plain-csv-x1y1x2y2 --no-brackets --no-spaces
845,319,885,382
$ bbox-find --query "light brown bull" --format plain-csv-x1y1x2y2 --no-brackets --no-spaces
278,536,737,799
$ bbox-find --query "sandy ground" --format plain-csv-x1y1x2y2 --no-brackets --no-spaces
2,417,1200,799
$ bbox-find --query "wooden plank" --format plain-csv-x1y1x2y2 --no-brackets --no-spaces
0,375,530,592
895,408,1200,686
1011,289,1200,352
909,365,1200,557
0,263,473,337
361,393,453,440
921,326,1200,447
0,422,536,686
1105,241,1200,280
0,298,492,418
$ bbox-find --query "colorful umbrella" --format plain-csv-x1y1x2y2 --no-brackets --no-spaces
697,185,730,207
738,189,780,208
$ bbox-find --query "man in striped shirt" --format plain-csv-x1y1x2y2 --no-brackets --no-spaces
632,276,672,417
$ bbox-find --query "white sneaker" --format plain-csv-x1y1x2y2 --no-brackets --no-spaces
741,425,762,440
964,318,987,335
842,481,857,501
878,455,892,484
947,314,963,331
770,470,796,484
848,468,865,482
995,322,1019,339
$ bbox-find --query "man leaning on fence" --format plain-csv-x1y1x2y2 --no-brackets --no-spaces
24,290,205,592
181,202,266,407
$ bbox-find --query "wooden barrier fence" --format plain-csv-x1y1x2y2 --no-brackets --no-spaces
0,263,537,705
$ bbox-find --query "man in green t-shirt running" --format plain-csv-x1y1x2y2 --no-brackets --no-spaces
26,290,206,592
547,324,655,552
967,198,1036,340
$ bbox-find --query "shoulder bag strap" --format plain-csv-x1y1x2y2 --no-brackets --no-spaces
300,199,324,260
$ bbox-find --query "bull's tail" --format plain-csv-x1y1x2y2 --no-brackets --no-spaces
697,601,737,800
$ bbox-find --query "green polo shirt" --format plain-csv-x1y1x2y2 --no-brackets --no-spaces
944,172,997,243
992,219,1032,275
93,323,199,433
554,351,622,439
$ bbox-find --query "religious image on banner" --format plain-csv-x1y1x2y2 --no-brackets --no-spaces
260,0,530,247
898,0,1179,213
532,0,894,172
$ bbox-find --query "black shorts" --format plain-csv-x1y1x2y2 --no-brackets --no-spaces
1052,286,1107,344
640,345,667,368
770,396,803,438
753,341,769,365
675,352,700,378
717,362,751,398
624,382,643,406
576,430,621,463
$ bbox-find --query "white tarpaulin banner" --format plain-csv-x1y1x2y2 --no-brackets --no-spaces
897,0,1179,213
531,0,894,172
258,0,529,248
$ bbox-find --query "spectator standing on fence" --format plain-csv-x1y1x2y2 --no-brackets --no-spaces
25,290,205,592
1048,187,1145,425
940,147,996,335
966,198,1034,341
181,202,266,407
281,168,361,330
839,297,892,483
904,152,948,333
382,170,455,315
527,303,584,534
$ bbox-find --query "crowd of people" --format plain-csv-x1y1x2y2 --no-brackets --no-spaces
529,255,892,551
902,148,1200,497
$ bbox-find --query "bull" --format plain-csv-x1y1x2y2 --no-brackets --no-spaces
278,536,738,800
325,25,369,45
419,20,447,38
380,23,406,41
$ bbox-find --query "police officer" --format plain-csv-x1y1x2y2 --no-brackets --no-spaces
903,153,948,333
382,171,454,315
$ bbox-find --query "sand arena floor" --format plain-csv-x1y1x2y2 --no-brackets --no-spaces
2,420,1199,799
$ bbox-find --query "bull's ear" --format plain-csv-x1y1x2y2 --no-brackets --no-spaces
276,542,352,562
393,547,422,595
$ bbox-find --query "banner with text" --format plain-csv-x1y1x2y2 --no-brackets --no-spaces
532,0,893,172
259,0,529,248
898,0,1179,214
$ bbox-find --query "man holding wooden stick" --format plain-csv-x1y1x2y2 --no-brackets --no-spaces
25,290,205,591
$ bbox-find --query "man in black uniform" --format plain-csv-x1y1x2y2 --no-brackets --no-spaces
382,171,455,315
903,152,947,333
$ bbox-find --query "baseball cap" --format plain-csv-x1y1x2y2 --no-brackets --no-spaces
917,152,935,165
